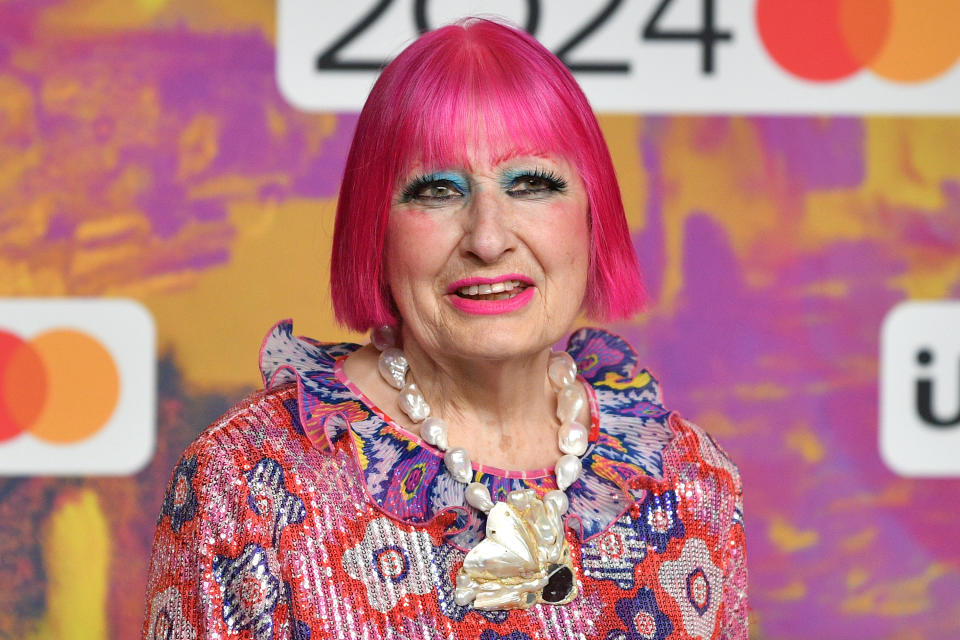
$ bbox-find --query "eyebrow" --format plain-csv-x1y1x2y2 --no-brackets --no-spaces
487,148,556,166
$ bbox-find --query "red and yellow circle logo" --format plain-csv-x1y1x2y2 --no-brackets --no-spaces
0,329,119,444
757,0,960,83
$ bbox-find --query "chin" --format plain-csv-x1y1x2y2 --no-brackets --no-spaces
445,322,560,361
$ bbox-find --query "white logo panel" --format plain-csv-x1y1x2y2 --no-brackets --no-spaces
880,301,960,477
0,299,156,476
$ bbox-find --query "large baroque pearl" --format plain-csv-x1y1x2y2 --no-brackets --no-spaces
377,347,408,390
548,352,578,390
465,482,494,512
558,421,589,456
456,492,577,610
555,454,582,491
444,447,473,483
420,416,449,450
556,383,586,424
398,382,430,422
462,502,539,577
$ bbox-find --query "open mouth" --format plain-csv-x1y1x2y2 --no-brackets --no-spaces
454,280,530,301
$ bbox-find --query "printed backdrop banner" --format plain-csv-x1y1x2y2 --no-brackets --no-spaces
1,1,959,639
279,0,960,113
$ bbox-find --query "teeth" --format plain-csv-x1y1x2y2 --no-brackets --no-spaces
456,280,527,297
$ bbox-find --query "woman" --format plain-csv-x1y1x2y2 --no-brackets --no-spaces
144,18,747,640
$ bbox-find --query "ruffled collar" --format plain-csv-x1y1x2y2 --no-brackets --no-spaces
260,321,677,550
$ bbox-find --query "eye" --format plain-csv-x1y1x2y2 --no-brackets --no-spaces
505,169,568,197
400,175,465,204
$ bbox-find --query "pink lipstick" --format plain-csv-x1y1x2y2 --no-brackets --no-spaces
446,274,535,315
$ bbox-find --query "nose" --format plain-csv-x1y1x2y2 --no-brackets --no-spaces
461,188,514,263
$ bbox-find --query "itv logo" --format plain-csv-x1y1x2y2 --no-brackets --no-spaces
0,299,155,475
881,301,960,476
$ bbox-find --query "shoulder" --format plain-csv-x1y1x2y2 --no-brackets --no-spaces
181,384,302,464
166,385,309,513
157,379,366,541
664,412,742,491
170,319,368,483
154,384,305,546
566,327,742,516
568,326,740,479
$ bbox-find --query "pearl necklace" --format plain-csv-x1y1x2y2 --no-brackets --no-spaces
370,325,586,610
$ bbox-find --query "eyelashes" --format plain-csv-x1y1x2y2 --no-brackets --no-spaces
399,167,568,204
502,168,568,196
399,173,466,203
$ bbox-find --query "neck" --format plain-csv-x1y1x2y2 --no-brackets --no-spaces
399,330,563,469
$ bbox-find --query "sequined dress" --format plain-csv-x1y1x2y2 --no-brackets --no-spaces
143,322,748,639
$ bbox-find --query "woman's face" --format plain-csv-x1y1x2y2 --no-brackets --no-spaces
385,149,590,362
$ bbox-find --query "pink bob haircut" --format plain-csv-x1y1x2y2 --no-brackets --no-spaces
330,18,646,332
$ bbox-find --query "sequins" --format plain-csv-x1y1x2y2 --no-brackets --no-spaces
479,630,532,640
245,457,306,545
161,455,198,533
145,587,196,640
657,538,724,639
636,490,685,554
581,515,647,589
341,518,437,613
212,544,281,639
607,591,673,640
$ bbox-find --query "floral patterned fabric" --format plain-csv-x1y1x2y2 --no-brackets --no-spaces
143,321,748,639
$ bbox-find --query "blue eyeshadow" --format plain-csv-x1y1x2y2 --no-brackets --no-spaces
499,168,528,187
427,171,470,193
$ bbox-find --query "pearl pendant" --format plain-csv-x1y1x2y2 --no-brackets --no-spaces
556,383,586,424
378,347,408,390
398,382,430,422
548,352,578,390
465,482,494,512
457,492,577,610
444,447,473,483
420,416,449,450
555,454,582,491
371,325,397,351
462,502,540,577
558,421,589,456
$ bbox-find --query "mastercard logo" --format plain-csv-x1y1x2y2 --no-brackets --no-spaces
0,299,155,476
756,0,960,83
0,329,119,443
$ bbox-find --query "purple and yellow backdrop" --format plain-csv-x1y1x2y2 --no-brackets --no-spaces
1,2,959,639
